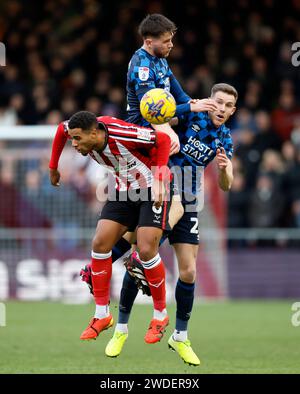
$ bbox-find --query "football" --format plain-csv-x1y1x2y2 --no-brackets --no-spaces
140,88,176,124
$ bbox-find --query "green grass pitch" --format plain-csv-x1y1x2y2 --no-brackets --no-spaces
0,301,299,374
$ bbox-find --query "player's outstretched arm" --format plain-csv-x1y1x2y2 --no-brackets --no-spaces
49,122,68,187
215,147,233,191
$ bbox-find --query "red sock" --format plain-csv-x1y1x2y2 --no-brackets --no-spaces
91,251,112,305
140,254,166,312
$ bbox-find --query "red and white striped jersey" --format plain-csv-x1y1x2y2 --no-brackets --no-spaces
62,116,159,191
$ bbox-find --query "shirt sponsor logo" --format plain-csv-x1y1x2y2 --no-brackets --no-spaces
137,128,152,141
114,159,137,173
182,136,214,164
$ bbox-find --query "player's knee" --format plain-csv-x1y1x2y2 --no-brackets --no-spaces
179,266,196,283
92,235,111,254
138,245,157,262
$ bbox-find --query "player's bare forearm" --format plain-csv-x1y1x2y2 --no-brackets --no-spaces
215,148,233,191
152,122,174,133
152,123,179,155
218,166,233,191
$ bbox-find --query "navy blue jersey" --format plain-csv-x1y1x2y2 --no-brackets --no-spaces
126,48,190,126
169,111,233,202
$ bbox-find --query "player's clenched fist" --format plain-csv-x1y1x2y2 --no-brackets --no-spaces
49,168,61,186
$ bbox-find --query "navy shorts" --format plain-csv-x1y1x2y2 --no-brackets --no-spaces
168,202,199,245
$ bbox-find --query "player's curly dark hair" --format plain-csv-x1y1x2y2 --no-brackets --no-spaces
68,111,98,132
138,14,177,38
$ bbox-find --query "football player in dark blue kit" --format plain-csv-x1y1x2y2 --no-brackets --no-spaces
107,14,219,348
166,86,235,364
126,13,218,155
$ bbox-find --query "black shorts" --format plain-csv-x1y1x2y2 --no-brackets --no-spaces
99,187,172,232
168,202,199,245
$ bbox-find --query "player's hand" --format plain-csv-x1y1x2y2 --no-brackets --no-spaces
190,98,218,113
169,130,180,155
169,117,179,127
216,147,229,171
152,178,166,209
49,168,61,186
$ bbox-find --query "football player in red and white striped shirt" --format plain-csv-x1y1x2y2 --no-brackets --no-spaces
49,111,171,343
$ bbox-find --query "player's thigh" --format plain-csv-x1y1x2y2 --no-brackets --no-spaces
136,226,163,247
99,200,139,231
93,219,128,252
172,243,198,282
168,195,184,229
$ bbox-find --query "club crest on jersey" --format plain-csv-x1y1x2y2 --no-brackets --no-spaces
139,67,149,81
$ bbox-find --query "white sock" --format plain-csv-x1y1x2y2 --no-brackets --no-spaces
94,304,110,319
173,329,188,342
153,308,168,321
115,323,128,334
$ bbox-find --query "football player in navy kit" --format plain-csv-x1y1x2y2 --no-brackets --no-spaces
126,13,218,154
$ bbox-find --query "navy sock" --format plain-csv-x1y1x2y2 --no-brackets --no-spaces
112,237,131,263
118,271,138,324
175,278,195,331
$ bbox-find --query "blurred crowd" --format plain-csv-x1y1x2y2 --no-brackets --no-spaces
1,0,300,230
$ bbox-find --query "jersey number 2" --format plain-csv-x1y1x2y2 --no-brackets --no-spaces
190,217,199,234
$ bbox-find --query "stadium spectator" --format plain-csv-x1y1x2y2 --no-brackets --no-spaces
271,91,300,142
228,172,249,228
248,174,285,228
252,111,281,154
